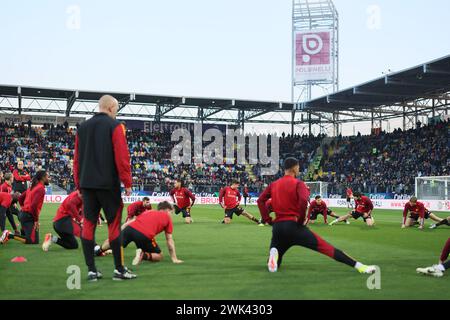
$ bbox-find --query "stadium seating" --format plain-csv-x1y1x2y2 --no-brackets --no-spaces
0,120,448,196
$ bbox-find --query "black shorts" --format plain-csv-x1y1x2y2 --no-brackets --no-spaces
346,197,351,202
225,206,244,219
351,211,372,222
174,205,191,218
82,187,122,223
310,209,332,221
122,226,161,254
18,211,39,244
410,211,431,221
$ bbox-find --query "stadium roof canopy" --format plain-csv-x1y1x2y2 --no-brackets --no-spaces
0,55,449,130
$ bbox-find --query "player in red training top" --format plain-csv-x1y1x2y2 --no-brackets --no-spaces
42,191,110,256
329,192,375,227
402,196,444,230
417,238,450,278
257,158,376,274
42,191,84,251
307,195,347,225
219,180,261,225
1,171,49,245
0,173,20,234
346,187,353,209
170,179,195,224
0,192,21,233
97,201,183,266
126,197,152,222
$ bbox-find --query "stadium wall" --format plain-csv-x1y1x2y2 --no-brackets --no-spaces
43,196,450,212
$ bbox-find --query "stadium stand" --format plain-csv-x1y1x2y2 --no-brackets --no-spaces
1,119,448,197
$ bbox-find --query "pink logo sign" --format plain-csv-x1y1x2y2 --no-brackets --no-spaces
296,32,331,66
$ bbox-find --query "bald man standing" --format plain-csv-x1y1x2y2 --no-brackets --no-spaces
74,95,136,281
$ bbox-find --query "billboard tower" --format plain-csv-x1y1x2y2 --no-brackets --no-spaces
292,0,339,134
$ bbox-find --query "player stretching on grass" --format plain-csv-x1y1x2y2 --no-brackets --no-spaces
125,197,152,222
42,191,109,255
0,171,49,245
417,238,450,278
401,197,444,230
430,216,450,229
0,192,21,233
257,158,376,274
96,201,183,266
219,180,261,225
329,192,375,227
306,195,347,225
0,173,20,235
170,179,195,224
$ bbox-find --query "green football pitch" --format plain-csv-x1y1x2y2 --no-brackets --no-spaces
0,204,449,300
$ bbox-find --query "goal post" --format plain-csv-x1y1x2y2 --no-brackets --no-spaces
305,181,329,198
415,176,450,200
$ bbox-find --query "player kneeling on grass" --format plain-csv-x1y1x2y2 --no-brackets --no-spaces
219,180,261,225
329,192,375,227
170,179,195,224
96,201,183,266
430,216,450,229
307,195,347,225
401,196,444,230
125,197,152,223
257,158,376,274
0,192,21,233
1,173,21,235
417,238,450,278
1,171,49,245
42,191,109,255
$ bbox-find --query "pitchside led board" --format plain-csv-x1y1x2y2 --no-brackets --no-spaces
295,30,334,84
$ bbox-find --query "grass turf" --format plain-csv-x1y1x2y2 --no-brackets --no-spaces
0,204,449,300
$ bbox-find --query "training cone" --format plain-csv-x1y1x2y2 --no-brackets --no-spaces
11,256,27,263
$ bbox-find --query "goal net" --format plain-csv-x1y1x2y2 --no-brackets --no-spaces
415,176,450,200
305,181,329,198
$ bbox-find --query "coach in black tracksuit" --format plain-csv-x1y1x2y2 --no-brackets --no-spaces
74,95,135,281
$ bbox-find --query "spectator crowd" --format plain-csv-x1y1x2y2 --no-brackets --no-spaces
0,119,448,197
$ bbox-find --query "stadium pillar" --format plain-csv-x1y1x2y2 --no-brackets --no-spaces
308,112,312,136
198,107,204,126
155,104,162,122
18,95,22,115
238,110,245,131
402,106,406,131
432,99,436,118
18,87,22,115
291,110,295,135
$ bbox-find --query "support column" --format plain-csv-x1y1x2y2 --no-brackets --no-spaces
18,87,22,115
308,112,312,136
291,109,295,136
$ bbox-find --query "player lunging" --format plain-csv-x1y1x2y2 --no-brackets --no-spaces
170,179,195,224
257,158,376,274
219,180,261,225
329,192,375,227
402,197,444,230
417,238,450,278
306,195,347,225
